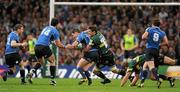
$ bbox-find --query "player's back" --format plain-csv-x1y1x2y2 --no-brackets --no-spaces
146,27,165,49
5,32,20,55
36,26,59,46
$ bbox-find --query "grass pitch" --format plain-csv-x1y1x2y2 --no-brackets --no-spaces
0,78,180,92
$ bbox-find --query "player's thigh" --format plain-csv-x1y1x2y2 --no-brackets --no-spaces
77,58,90,68
47,54,55,63
83,62,94,71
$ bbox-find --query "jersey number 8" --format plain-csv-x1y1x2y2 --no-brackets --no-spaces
41,28,50,36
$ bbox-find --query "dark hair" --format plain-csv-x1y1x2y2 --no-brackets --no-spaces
51,18,59,26
13,24,24,31
72,28,80,33
152,18,160,26
88,26,97,33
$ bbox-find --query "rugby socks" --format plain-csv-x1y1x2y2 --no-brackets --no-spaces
8,69,14,75
141,70,148,83
20,69,25,82
77,67,86,79
151,68,159,81
95,71,106,79
159,74,168,80
26,65,31,73
84,71,91,80
50,66,56,79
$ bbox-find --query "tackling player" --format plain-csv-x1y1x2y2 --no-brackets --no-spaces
86,26,125,84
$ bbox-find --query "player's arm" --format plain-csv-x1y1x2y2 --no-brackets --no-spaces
83,39,93,52
65,40,80,49
163,56,176,65
54,40,65,48
121,70,132,87
142,31,149,40
130,73,139,86
11,40,27,47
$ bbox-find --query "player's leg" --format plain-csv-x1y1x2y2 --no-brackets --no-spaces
92,65,111,84
77,58,90,85
158,74,175,87
83,62,94,85
3,53,21,82
47,54,57,86
138,62,148,87
19,60,29,84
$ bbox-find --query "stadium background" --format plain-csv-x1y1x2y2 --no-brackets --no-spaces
0,0,179,78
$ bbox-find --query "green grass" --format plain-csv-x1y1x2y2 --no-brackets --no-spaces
0,78,180,92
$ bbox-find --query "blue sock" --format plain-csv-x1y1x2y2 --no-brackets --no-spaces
141,70,148,84
77,67,86,79
151,68,159,81
26,65,31,73
84,71,90,79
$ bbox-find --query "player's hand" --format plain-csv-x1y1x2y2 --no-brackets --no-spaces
21,42,27,47
65,44,73,49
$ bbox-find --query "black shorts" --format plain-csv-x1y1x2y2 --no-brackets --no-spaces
5,53,21,68
124,50,135,59
29,54,37,62
35,45,52,59
97,50,115,68
83,51,100,63
145,48,159,63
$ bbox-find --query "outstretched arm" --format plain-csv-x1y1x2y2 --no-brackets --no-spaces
121,71,132,87
66,40,80,49
54,40,65,48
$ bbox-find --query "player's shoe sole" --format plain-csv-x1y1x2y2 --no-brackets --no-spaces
50,80,57,86
78,79,87,85
101,79,111,84
137,83,144,88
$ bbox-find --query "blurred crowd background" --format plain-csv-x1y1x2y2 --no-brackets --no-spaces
0,0,179,66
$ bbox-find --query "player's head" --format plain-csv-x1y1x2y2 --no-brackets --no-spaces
14,24,24,35
51,18,62,29
152,18,160,27
72,28,80,38
87,25,97,37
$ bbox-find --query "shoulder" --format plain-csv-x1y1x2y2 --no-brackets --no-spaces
145,27,151,32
